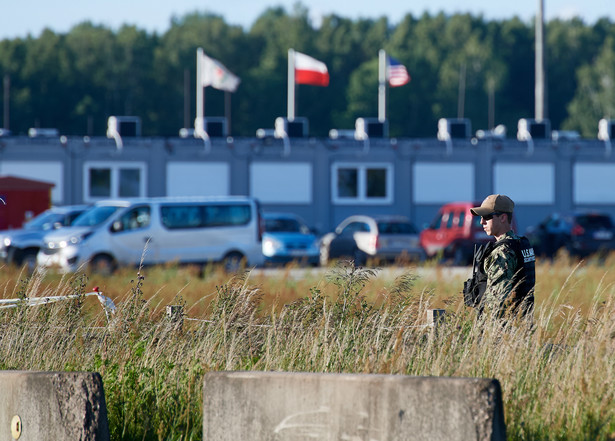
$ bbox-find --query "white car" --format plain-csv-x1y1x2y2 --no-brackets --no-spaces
319,215,425,266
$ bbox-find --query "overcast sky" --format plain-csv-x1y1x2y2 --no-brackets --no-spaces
1,0,612,40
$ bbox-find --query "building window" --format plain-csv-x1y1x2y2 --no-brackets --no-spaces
332,163,393,204
119,169,141,197
84,162,146,201
337,168,358,198
89,168,111,198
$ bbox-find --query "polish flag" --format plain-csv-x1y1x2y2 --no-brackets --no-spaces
294,51,329,87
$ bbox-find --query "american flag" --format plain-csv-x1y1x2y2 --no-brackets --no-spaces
387,56,410,87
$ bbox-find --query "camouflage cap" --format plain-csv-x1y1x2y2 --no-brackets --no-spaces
470,194,515,216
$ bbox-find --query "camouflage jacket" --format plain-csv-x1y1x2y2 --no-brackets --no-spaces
483,230,521,313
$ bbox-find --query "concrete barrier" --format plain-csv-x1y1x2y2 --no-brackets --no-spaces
0,371,109,441
203,371,505,441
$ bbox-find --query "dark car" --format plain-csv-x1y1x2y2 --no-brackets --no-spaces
319,215,425,266
525,211,615,259
0,205,90,269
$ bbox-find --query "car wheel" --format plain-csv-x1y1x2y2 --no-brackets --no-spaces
222,252,245,273
90,254,116,276
319,245,329,266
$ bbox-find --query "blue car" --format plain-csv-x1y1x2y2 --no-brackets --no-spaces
262,213,319,266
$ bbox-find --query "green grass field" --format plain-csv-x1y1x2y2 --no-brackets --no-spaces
0,254,614,440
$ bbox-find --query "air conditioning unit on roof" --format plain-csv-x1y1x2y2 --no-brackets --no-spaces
28,128,59,137
202,117,228,137
517,118,550,140
275,117,308,138
107,116,141,137
598,119,615,141
437,118,471,140
355,118,388,139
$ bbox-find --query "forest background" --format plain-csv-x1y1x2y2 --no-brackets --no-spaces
1,4,614,139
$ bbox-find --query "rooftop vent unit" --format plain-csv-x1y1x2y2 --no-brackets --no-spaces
437,118,471,140
275,117,308,138
355,118,388,140
329,129,356,139
517,118,550,140
201,117,228,138
28,128,59,138
598,119,615,141
107,116,141,138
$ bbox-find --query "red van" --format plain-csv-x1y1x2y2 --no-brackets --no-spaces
420,201,504,265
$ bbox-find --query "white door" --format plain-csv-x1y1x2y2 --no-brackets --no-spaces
107,205,157,264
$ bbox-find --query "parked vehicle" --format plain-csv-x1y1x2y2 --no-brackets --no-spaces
420,201,499,265
525,211,615,259
319,215,424,266
37,196,264,274
262,212,319,266
0,205,89,269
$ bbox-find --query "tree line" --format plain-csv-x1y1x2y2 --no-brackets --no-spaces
1,5,614,138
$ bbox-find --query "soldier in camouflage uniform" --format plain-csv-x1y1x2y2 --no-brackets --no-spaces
482,230,527,315
464,194,536,320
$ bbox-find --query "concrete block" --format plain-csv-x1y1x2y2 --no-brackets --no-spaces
204,371,505,441
0,371,109,441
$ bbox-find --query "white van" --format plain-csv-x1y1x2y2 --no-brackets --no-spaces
37,196,264,273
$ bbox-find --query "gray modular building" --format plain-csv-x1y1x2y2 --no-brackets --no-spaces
1,134,615,234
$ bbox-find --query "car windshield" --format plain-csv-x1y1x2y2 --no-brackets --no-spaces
377,221,417,235
265,218,306,233
72,206,121,227
23,211,64,231
576,215,613,229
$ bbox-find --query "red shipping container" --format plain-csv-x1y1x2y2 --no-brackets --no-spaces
0,176,54,229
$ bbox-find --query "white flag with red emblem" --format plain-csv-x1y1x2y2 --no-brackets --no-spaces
199,52,240,92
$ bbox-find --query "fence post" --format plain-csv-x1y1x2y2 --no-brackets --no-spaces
166,305,184,330
427,309,446,334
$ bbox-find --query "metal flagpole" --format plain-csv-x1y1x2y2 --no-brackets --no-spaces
225,91,231,135
535,0,546,121
378,49,386,122
183,69,190,129
195,47,205,135
287,49,295,121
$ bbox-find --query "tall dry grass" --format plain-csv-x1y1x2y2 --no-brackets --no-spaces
0,255,614,440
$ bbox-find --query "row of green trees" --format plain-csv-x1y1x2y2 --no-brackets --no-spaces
1,5,614,138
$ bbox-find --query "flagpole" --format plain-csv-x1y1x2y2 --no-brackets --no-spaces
287,48,295,121
378,49,386,122
195,47,205,135
225,91,231,135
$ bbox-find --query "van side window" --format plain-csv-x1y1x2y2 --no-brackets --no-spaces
112,206,151,233
160,204,252,230
203,205,251,227
161,205,202,229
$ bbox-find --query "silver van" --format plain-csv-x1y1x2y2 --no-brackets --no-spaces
37,196,264,273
